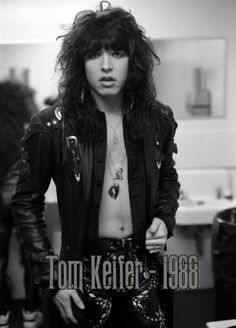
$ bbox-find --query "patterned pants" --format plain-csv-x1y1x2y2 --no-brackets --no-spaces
71,237,166,328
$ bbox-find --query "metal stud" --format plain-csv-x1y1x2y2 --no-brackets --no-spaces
55,107,62,120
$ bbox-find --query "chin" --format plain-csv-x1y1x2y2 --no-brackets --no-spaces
99,89,121,97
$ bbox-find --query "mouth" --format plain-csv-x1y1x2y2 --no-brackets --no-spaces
99,77,116,82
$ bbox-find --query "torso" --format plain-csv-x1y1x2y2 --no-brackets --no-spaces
98,114,133,238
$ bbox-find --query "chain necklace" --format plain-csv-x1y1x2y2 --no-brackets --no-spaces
106,114,123,144
106,149,126,199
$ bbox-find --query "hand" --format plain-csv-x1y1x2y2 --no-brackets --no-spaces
145,217,168,254
54,289,85,325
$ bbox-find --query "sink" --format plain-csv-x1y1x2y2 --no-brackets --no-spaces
176,197,236,225
176,168,236,225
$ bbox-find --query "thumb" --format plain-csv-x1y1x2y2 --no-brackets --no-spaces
71,290,85,310
149,218,160,234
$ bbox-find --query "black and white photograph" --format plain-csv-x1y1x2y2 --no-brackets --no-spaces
0,1,236,328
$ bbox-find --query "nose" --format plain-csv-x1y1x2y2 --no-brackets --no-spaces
100,52,112,72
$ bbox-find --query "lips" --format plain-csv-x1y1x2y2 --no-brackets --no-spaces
99,76,116,82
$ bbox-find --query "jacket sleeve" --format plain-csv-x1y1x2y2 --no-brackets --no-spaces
11,114,58,291
154,109,180,237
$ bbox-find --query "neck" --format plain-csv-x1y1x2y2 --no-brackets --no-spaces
91,91,123,115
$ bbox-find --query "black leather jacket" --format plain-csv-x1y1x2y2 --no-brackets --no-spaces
12,103,180,289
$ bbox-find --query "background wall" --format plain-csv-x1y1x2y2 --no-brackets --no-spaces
1,0,236,297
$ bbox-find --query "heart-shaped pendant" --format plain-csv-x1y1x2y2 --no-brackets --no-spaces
143,270,150,280
108,183,119,199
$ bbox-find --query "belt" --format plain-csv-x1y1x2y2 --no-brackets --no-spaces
85,236,141,255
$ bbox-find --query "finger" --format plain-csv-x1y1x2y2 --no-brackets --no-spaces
148,226,167,239
146,246,163,253
71,290,85,310
146,227,158,239
146,225,156,238
55,299,69,325
146,244,163,250
64,299,78,325
149,249,160,254
146,239,166,246
149,218,160,234
146,234,164,240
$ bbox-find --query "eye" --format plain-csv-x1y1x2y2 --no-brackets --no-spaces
112,50,127,58
85,50,101,60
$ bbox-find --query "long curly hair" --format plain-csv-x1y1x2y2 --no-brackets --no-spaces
56,3,160,141
0,80,38,182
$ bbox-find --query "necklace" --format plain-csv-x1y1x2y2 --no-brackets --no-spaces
106,150,126,200
106,114,123,144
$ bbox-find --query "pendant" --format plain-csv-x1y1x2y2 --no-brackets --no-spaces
143,270,150,280
114,168,123,180
74,173,80,182
108,182,119,199
113,131,118,144
156,161,161,170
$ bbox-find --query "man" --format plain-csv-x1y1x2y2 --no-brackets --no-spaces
12,2,180,327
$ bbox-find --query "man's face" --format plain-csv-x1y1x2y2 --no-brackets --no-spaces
85,48,129,100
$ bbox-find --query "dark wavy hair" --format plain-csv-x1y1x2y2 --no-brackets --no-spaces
56,2,160,140
0,80,38,182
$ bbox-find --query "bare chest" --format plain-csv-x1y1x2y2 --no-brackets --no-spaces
98,120,132,238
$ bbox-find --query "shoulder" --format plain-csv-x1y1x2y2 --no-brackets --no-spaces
152,100,175,124
32,105,63,128
152,100,177,135
26,105,64,136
